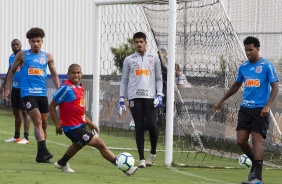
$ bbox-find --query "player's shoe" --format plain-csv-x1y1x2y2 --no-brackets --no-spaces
145,153,156,166
138,159,146,168
248,170,255,180
55,162,75,172
5,137,21,143
44,150,53,160
36,156,52,163
242,178,264,184
17,138,30,144
125,166,138,176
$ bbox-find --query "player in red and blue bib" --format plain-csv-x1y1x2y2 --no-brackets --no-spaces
49,64,138,175
215,36,279,184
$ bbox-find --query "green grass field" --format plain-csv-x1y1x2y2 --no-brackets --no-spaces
0,107,280,184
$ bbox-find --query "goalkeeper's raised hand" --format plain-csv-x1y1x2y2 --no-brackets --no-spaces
118,96,126,116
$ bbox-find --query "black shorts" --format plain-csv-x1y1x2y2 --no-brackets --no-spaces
129,98,157,131
22,96,49,113
11,88,25,109
64,125,94,146
236,106,269,139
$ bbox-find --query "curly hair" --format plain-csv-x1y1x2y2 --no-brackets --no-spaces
26,27,45,39
243,36,260,47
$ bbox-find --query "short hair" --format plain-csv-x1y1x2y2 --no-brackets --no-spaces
26,27,45,39
11,39,21,45
68,64,81,73
243,36,260,47
133,32,146,41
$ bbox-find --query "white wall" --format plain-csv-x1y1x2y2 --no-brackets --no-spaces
0,0,93,75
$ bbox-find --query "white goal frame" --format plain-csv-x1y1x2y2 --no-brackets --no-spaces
93,0,176,166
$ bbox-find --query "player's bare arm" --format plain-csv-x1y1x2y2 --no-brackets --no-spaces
261,82,279,116
4,51,24,100
0,68,11,98
47,53,60,89
85,116,100,134
215,81,242,113
49,100,63,135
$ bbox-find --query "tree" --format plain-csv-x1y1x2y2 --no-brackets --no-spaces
110,38,135,73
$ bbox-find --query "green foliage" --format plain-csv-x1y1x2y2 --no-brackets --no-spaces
110,38,135,73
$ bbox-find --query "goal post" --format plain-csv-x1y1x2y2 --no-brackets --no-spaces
93,0,177,166
92,0,282,169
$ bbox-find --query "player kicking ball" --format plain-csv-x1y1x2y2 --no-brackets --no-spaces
49,64,138,175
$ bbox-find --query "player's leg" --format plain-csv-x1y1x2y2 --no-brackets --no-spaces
129,99,146,167
144,98,158,166
5,88,22,142
248,107,269,183
236,106,256,183
17,90,31,144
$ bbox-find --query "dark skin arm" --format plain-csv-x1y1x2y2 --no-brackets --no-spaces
260,82,279,116
0,68,11,98
47,53,60,89
214,81,242,113
4,51,24,100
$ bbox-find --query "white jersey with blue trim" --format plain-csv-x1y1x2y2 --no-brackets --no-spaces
236,57,279,108
120,51,163,100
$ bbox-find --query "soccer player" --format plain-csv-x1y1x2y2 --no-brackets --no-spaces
49,64,138,175
4,28,60,163
0,39,31,144
118,32,163,168
215,36,279,184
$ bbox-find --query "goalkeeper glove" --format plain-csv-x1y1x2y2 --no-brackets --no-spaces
118,96,126,116
153,94,164,108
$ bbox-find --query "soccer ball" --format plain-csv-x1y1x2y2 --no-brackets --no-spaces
238,154,252,168
116,152,135,171
129,120,135,130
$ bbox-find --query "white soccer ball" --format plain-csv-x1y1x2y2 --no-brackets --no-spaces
238,154,252,168
116,152,135,171
129,120,135,130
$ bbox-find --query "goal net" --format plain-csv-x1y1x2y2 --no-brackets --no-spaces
96,0,282,169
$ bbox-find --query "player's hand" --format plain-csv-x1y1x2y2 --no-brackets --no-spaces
89,123,100,134
214,101,224,113
118,96,126,116
55,125,63,135
154,94,163,108
4,89,10,101
260,105,270,116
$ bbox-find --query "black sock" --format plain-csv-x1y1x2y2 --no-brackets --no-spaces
254,160,263,180
111,157,117,166
14,132,20,139
246,153,255,172
24,133,29,140
58,154,72,166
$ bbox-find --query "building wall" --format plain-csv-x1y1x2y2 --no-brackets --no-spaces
0,0,93,75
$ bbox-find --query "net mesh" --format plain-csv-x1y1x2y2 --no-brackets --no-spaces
98,0,282,168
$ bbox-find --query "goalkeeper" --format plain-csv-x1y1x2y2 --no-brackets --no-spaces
119,32,163,168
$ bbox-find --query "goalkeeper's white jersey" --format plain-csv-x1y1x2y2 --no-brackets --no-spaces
120,51,163,100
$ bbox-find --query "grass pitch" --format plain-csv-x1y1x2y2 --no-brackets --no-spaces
0,107,280,184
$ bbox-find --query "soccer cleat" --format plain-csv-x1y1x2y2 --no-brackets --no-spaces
125,166,138,176
5,137,21,143
55,162,75,172
36,156,52,163
44,150,53,160
17,138,30,144
145,153,156,166
242,178,264,184
248,170,256,180
138,159,146,168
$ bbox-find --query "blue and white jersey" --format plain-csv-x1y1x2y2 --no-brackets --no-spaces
236,57,279,108
9,53,22,88
21,50,48,97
